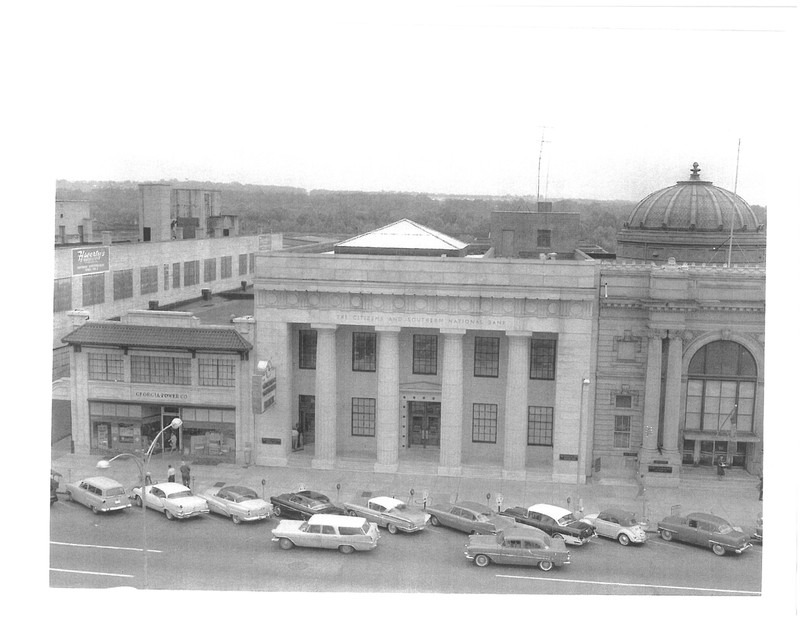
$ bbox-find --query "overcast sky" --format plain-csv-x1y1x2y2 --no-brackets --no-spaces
44,1,795,208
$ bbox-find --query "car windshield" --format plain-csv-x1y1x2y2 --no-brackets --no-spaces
235,491,258,502
167,490,192,499
308,501,328,510
390,504,407,512
557,513,577,525
618,515,638,526
717,524,733,534
106,487,126,497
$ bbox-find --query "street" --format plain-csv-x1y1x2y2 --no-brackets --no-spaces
50,497,762,595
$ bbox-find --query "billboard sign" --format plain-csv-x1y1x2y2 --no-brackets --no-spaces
72,246,110,275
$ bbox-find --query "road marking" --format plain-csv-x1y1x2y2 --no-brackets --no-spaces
51,541,162,553
496,574,760,595
50,568,134,578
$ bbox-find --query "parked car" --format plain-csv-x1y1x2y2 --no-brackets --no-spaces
426,500,515,535
657,512,753,556
464,526,570,571
270,490,346,520
65,476,132,514
131,482,209,520
752,514,763,544
50,470,62,506
581,508,647,545
502,503,596,545
272,513,380,553
343,495,429,534
203,484,272,524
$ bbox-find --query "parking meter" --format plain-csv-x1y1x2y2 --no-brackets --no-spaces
496,493,503,514
261,478,266,500
422,490,429,510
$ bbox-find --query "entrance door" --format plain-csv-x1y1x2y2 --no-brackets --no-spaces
299,395,315,445
408,402,440,447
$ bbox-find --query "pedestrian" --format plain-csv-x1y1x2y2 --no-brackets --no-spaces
180,461,191,487
167,464,176,483
297,424,304,449
716,456,726,479
757,475,763,501
169,432,178,453
145,471,153,485
291,424,299,451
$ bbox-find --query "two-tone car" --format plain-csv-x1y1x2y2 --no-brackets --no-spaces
581,508,647,545
657,512,753,556
426,500,515,535
343,495,429,534
272,513,380,553
464,526,570,571
132,482,210,520
270,490,347,520
203,484,272,524
502,503,596,545
65,476,132,514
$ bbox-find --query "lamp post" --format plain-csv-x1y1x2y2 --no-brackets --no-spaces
97,417,183,588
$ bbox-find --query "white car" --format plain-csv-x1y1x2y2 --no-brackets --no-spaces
581,508,647,545
203,484,272,524
273,514,380,553
65,476,131,514
132,482,209,520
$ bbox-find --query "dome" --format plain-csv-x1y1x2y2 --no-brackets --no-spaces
624,163,760,232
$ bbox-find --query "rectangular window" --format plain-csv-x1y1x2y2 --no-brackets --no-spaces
204,258,216,282
352,332,377,372
472,404,498,443
88,353,124,381
537,229,552,248
113,270,133,300
140,266,158,295
351,398,376,437
530,338,556,380
615,394,632,408
130,355,191,385
221,256,232,279
412,334,438,375
184,260,199,287
238,254,248,276
614,415,632,448
199,357,236,387
163,264,170,291
474,336,499,377
54,278,72,312
299,330,317,369
82,273,105,306
527,406,554,446
172,262,181,288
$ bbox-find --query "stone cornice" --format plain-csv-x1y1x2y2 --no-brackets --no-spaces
601,298,764,313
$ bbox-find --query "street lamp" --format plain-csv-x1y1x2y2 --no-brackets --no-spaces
97,417,182,588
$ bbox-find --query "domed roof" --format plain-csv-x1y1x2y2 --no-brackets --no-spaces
624,163,760,232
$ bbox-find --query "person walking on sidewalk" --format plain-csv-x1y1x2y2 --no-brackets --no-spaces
180,461,191,487
167,464,176,483
169,432,178,453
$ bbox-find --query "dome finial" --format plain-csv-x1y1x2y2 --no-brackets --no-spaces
689,162,701,180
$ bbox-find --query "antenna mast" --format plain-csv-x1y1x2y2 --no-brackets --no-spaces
727,138,741,267
536,126,551,203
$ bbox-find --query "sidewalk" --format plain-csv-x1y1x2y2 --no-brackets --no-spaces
51,449,763,533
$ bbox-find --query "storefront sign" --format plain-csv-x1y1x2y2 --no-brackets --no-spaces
132,390,189,400
257,360,276,413
559,454,579,461
648,465,673,474
72,246,110,275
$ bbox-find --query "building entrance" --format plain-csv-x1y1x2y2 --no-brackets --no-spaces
408,402,440,448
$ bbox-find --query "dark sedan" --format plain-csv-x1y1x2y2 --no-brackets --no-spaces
426,500,515,535
657,512,753,556
270,490,346,520
502,503,596,546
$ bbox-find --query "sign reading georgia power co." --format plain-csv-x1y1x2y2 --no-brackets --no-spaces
72,246,110,275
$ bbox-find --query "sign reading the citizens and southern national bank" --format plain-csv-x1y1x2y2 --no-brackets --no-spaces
72,246,110,275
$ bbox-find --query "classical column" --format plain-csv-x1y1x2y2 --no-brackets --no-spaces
641,331,663,461
375,327,400,473
503,331,530,480
662,332,684,458
312,324,338,469
438,329,465,476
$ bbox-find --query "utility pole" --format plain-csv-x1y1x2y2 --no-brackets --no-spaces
727,138,741,267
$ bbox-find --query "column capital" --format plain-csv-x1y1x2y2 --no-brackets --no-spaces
646,328,667,340
311,323,338,331
505,330,531,339
666,330,687,341
440,328,466,336
374,325,401,333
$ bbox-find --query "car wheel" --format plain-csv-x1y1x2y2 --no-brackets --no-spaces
430,516,440,527
65,491,72,502
469,530,477,535
387,523,398,534
232,515,242,524
539,560,553,572
279,538,294,550
273,505,282,517
348,509,357,517
135,495,142,507
618,533,630,546
165,510,174,521
660,529,673,541
712,543,726,556
339,545,355,554
553,533,564,540
474,554,490,568
91,505,99,515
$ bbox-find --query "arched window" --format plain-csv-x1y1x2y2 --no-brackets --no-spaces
685,341,757,433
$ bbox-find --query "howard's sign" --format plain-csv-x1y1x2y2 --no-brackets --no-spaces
72,247,110,275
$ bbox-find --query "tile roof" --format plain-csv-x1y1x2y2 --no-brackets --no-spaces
62,322,252,352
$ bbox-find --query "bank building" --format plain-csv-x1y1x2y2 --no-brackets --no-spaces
59,163,765,487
